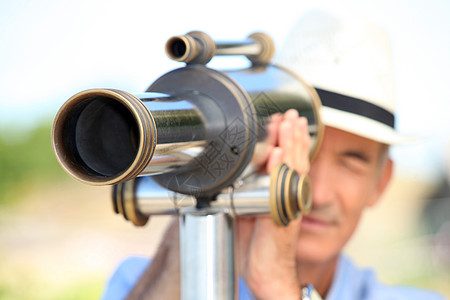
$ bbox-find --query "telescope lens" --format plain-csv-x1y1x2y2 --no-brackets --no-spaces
72,97,139,177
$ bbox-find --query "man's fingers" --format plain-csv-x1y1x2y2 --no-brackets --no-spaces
278,111,310,175
266,147,284,173
267,113,283,147
284,109,299,121
279,119,294,168
293,117,310,174
253,110,311,175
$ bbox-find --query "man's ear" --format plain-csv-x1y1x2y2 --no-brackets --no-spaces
368,158,393,207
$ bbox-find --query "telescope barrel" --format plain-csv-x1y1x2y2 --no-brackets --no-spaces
124,176,272,218
52,89,208,186
113,176,275,226
113,175,276,226
52,63,322,196
114,164,312,227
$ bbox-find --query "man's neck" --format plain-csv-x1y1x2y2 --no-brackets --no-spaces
296,255,339,298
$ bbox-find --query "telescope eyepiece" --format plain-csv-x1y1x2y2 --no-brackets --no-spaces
165,31,215,64
166,36,190,61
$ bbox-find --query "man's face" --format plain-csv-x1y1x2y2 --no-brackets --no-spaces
296,126,392,263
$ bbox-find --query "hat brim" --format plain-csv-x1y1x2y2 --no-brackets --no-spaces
321,106,416,145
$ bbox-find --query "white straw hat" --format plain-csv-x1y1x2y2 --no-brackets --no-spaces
275,10,413,144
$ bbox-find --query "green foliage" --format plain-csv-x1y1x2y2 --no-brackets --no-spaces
0,121,66,204
0,277,104,300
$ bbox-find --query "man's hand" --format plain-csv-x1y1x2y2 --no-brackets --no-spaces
238,109,310,300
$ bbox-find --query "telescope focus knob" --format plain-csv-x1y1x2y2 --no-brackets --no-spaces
246,32,275,65
270,163,312,226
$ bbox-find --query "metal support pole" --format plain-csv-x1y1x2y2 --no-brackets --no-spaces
179,208,236,300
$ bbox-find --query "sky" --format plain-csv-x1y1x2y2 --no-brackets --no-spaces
0,0,449,180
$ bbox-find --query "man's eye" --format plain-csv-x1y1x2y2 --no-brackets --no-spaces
338,157,367,174
342,151,370,163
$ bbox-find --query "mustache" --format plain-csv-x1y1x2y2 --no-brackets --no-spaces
303,204,341,224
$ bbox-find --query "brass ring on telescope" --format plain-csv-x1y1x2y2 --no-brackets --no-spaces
297,174,312,215
122,179,149,226
284,167,298,222
270,163,290,226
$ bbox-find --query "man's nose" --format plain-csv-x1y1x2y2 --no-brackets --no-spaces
308,157,335,207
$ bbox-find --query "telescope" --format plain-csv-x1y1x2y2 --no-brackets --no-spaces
51,31,324,299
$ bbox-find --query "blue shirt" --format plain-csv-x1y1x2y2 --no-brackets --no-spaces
101,255,444,300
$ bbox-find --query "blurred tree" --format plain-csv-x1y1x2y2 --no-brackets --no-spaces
0,121,66,204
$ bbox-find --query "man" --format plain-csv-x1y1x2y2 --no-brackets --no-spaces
102,10,444,300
